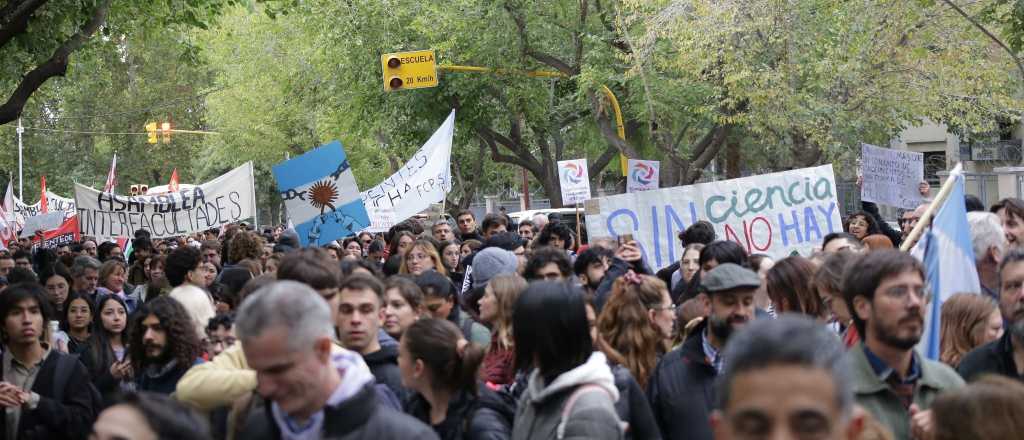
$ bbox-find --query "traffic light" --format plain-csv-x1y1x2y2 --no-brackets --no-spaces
383,55,404,90
130,184,150,196
145,122,158,144
161,122,171,143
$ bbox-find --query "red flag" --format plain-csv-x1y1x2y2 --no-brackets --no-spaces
39,176,47,213
168,168,180,192
103,153,118,193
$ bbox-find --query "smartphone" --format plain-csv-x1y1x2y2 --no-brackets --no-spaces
618,234,634,245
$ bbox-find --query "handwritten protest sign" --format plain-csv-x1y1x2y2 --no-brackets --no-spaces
558,159,591,205
627,159,660,193
860,143,924,209
19,212,65,238
361,111,454,231
585,165,843,270
273,141,369,247
76,163,256,241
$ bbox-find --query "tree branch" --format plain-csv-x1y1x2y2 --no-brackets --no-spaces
504,0,578,75
683,125,730,183
0,0,111,124
589,90,642,158
0,0,48,48
941,0,1024,82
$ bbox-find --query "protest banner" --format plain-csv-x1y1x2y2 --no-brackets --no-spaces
30,216,79,250
585,165,843,270
361,110,455,231
273,141,369,247
558,159,591,205
76,162,256,241
627,159,660,193
860,143,924,209
14,192,76,219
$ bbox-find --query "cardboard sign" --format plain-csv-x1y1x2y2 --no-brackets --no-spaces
860,143,924,209
585,165,843,269
627,159,660,193
558,159,591,205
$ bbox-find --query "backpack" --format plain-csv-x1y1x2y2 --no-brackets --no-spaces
555,384,628,440
52,352,104,412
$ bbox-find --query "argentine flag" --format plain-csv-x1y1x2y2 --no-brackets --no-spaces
911,164,980,360
272,141,370,247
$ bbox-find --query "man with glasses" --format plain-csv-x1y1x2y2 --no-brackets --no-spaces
840,250,963,440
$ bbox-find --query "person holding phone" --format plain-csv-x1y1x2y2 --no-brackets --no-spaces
81,295,134,408
594,236,649,314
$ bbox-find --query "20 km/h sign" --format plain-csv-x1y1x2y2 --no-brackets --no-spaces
381,50,438,91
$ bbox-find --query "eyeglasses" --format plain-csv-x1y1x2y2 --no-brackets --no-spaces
881,285,931,304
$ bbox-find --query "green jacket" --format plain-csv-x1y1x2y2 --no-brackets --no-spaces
845,344,964,440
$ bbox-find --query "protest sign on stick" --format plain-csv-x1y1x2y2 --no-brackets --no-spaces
860,143,924,209
273,142,369,247
76,163,256,241
585,165,843,270
627,159,660,193
558,159,591,205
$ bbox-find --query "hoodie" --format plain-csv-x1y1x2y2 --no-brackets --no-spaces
512,351,624,440
362,344,407,401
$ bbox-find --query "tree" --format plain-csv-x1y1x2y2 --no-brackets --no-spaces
0,0,269,125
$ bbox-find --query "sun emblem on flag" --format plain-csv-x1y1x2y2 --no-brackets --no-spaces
308,179,338,214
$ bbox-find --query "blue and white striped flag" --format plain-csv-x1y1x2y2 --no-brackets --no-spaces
911,164,980,359
272,141,370,247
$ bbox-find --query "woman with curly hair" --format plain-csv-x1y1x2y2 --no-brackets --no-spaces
129,296,204,395
227,231,264,265
400,239,448,276
843,210,881,241
596,272,674,388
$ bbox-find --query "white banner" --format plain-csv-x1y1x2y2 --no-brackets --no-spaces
76,162,256,241
14,191,76,220
627,159,660,193
558,159,591,205
860,143,924,209
585,165,843,270
361,110,454,231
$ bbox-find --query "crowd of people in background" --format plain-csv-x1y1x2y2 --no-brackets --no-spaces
0,198,1023,440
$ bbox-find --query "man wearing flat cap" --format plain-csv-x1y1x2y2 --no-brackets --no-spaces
647,263,760,440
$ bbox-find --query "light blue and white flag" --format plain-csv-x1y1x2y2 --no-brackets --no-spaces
911,163,980,360
272,141,369,247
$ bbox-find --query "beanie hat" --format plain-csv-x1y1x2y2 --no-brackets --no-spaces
472,247,519,290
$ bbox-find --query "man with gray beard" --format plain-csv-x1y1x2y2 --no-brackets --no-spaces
960,249,1024,381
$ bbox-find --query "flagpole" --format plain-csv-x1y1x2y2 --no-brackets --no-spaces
17,118,23,200
250,162,259,230
899,163,962,252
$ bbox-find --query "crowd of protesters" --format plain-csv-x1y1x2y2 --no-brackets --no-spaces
0,197,1023,440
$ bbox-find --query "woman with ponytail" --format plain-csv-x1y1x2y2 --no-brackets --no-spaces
399,318,510,439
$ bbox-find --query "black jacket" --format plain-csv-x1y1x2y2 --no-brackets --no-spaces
0,350,98,440
958,331,1021,382
135,359,193,395
611,364,662,440
364,345,408,400
240,382,438,440
404,387,511,440
647,322,717,440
